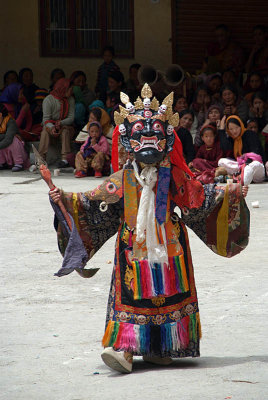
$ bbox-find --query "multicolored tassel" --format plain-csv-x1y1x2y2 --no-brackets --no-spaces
132,255,189,300
102,313,201,354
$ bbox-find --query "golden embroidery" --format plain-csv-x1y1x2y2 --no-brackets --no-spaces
124,265,134,291
151,296,166,307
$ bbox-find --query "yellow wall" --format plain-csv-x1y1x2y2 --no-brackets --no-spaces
1,0,172,89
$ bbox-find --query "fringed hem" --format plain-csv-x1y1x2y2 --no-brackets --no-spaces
132,255,189,300
102,313,201,357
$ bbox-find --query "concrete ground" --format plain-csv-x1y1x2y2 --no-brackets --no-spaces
0,168,268,400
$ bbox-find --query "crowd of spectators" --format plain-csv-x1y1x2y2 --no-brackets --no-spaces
0,25,267,183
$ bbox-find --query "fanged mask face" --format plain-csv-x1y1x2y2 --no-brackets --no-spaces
121,114,175,164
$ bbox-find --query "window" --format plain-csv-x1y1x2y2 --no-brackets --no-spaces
39,0,134,57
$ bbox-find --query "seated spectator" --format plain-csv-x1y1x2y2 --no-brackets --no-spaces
38,78,75,168
75,104,111,144
49,68,65,91
248,91,268,131
70,70,95,108
72,85,87,131
218,115,265,185
261,124,268,174
195,104,223,147
106,92,120,119
245,25,268,75
95,46,120,103
175,110,195,165
246,118,265,150
126,63,141,102
1,70,18,94
243,72,266,105
190,85,213,139
0,103,30,172
107,70,125,97
18,68,39,104
0,83,32,137
191,124,223,183
206,24,245,74
206,74,223,102
75,121,110,178
173,95,188,113
220,84,249,123
27,89,49,140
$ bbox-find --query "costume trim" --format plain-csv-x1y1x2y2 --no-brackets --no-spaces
131,255,189,300
102,313,201,355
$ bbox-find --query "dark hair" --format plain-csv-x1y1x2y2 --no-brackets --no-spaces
253,25,267,33
107,91,120,104
222,68,236,77
18,68,33,83
209,74,223,83
89,107,102,121
0,103,9,117
3,70,18,85
220,84,238,99
200,122,217,137
129,63,141,71
226,117,241,128
179,109,194,119
215,24,229,32
173,95,188,109
50,68,65,81
102,45,115,56
246,118,259,129
194,85,209,101
70,70,87,85
108,70,124,83
251,91,266,104
88,122,100,130
249,71,263,80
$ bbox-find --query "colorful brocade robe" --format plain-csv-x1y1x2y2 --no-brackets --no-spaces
53,161,249,358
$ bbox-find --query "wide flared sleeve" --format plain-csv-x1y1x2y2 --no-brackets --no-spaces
181,183,250,258
52,170,124,277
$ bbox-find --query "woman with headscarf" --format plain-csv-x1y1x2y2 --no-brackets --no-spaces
218,114,265,185
0,103,30,171
38,78,75,168
0,83,32,134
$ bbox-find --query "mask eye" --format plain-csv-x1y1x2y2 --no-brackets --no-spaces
131,122,144,135
152,121,164,133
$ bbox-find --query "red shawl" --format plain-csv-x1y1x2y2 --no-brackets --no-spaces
50,78,70,121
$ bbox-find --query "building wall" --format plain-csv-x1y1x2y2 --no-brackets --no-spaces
1,0,172,89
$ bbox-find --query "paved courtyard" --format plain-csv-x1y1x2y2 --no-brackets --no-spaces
0,169,267,400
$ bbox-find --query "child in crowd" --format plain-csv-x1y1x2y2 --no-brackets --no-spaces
173,95,188,113
75,121,110,178
218,114,265,185
95,46,120,102
191,124,223,183
0,103,30,171
195,104,223,147
39,78,75,168
18,67,39,104
49,68,65,91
